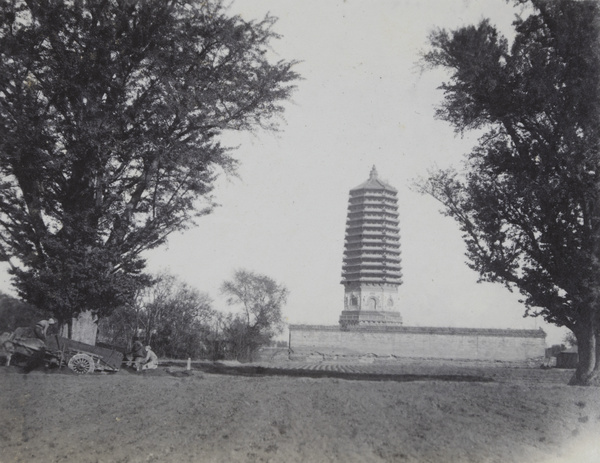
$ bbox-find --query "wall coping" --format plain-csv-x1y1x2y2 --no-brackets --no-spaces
289,324,546,338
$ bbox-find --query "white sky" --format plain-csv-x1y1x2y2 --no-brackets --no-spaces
0,0,568,346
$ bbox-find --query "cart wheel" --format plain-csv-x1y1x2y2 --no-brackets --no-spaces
68,354,95,374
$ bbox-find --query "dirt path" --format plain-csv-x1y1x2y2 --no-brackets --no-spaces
0,363,598,463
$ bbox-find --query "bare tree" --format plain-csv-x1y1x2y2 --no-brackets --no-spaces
100,272,214,358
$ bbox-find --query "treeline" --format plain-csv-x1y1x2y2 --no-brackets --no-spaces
101,268,287,361
1,269,288,362
0,293,43,334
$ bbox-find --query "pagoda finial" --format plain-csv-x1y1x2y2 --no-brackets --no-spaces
370,165,378,180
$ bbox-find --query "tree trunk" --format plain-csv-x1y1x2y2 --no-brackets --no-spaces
569,318,597,385
70,310,98,345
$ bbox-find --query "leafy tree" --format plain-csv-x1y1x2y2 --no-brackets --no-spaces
146,274,214,358
418,0,600,385
202,310,230,360
99,272,214,358
563,332,577,349
96,294,140,350
0,1,298,339
0,292,44,333
220,269,287,360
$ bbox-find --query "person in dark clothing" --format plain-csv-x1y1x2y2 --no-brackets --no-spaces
33,318,56,341
128,337,147,371
21,317,55,372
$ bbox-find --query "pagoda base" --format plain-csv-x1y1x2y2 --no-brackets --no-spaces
339,310,403,327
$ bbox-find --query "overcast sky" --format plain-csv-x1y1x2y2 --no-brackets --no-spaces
0,0,568,345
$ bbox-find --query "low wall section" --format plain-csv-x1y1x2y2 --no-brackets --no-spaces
289,325,546,361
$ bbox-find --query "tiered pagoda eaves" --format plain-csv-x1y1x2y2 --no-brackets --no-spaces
339,166,403,326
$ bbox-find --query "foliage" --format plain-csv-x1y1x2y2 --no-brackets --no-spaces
96,299,138,350
0,292,44,333
563,332,577,348
98,272,215,358
0,0,298,323
200,311,229,360
418,0,600,385
220,269,288,360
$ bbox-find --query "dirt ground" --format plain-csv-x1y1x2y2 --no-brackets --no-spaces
1,359,599,463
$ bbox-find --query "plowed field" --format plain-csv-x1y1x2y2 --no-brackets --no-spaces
1,359,599,463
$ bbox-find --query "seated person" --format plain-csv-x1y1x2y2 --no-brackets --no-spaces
127,337,146,370
141,345,158,370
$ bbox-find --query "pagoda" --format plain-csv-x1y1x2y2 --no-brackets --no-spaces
339,166,403,326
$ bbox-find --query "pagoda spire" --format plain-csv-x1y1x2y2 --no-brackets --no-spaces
369,165,378,180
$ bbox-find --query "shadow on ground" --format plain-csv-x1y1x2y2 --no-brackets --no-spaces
162,361,494,383
2,358,494,382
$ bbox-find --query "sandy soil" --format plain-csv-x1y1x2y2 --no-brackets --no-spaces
1,359,599,463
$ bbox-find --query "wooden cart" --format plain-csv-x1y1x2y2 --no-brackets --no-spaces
45,335,124,374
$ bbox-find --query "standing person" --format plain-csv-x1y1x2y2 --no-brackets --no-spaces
33,318,56,341
142,345,158,370
22,317,55,373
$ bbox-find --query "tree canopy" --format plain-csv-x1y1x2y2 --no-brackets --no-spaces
99,272,214,358
0,1,298,323
0,291,43,333
419,0,600,385
221,269,287,360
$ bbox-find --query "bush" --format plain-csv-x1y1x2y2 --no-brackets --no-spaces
0,293,44,333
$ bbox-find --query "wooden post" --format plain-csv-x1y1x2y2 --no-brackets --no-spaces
58,336,66,370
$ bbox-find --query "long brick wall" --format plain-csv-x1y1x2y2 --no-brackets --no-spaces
289,325,547,361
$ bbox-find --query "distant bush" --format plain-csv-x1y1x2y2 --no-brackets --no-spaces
0,293,44,333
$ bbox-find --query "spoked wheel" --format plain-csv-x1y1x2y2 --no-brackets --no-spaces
68,353,95,374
